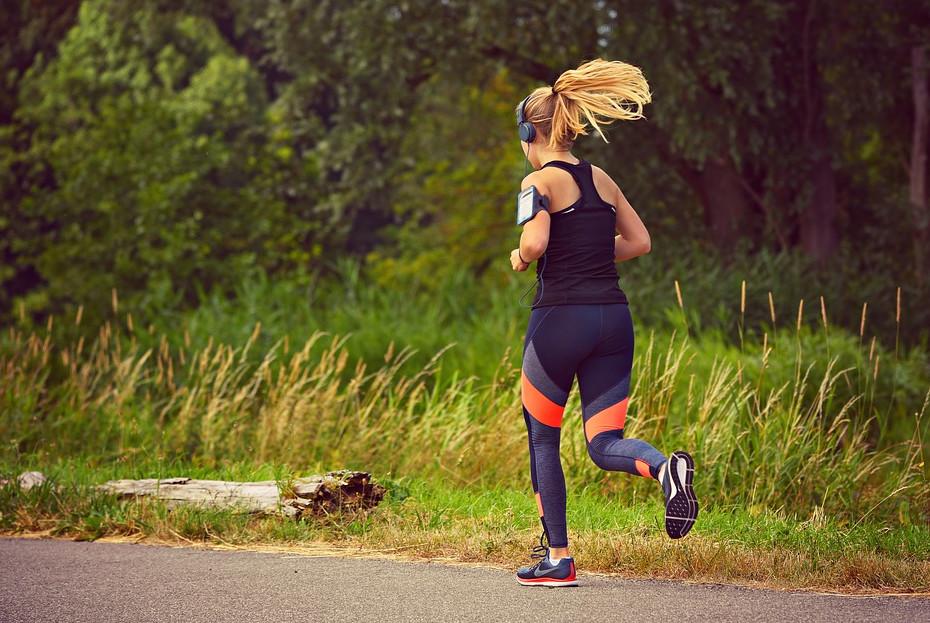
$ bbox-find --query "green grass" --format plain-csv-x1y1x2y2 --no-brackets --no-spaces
1,261,929,590
2,459,928,592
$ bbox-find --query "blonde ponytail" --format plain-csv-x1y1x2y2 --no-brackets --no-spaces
519,58,651,151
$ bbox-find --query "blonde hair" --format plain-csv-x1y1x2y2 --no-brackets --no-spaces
518,58,652,151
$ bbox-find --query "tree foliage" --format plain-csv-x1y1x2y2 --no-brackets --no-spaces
1,0,927,342
10,3,297,324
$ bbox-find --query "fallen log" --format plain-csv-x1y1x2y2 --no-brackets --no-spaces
5,469,385,520
99,469,385,519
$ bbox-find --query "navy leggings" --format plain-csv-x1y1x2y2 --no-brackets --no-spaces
521,303,666,548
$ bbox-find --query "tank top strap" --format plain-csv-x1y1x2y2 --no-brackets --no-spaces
540,159,601,207
541,159,583,189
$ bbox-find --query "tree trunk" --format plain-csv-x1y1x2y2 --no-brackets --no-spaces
697,154,752,251
911,45,929,287
798,135,839,266
643,125,754,253
797,0,839,266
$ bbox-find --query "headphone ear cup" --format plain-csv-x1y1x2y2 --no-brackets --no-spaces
519,122,536,143
517,95,536,143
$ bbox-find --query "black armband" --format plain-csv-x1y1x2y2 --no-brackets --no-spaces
516,185,549,225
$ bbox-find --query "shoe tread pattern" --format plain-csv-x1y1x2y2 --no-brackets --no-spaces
665,451,698,539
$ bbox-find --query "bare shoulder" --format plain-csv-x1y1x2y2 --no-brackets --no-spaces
590,164,619,190
590,164,621,201
520,168,562,193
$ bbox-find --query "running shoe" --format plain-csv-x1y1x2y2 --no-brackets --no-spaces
515,530,578,587
659,450,698,539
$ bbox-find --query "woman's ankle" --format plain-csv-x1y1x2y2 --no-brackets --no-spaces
549,546,570,559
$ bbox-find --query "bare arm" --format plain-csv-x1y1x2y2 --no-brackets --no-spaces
512,171,551,268
603,172,651,262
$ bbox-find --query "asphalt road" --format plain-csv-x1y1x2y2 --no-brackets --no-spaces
1,537,928,623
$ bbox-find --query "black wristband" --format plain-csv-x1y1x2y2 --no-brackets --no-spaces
518,249,530,264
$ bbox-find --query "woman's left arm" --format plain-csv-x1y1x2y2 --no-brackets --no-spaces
511,172,551,271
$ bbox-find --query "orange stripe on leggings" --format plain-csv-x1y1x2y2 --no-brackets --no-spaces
535,492,544,516
521,369,564,427
635,459,652,478
583,396,628,442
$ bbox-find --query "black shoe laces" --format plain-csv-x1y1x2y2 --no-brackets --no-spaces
530,529,550,561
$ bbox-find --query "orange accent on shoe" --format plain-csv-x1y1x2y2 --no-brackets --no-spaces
521,369,565,428
535,491,544,516
583,396,628,442
635,459,651,478
517,575,576,584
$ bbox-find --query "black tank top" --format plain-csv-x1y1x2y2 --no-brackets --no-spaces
531,159,629,309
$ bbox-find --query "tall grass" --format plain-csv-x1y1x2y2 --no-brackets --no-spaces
2,266,927,525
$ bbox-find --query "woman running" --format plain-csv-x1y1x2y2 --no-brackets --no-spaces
509,58,699,587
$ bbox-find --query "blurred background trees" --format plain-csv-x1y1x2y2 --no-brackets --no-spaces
2,0,928,346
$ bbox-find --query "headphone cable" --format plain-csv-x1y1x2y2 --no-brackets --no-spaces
518,253,546,308
516,141,548,308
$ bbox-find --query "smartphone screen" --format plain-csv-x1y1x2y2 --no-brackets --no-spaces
517,187,537,225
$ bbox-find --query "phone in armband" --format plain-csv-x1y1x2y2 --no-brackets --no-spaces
516,185,549,226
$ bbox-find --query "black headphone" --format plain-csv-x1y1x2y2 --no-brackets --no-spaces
516,95,536,143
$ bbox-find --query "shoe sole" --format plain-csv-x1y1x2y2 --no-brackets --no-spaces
516,577,578,587
665,450,698,539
